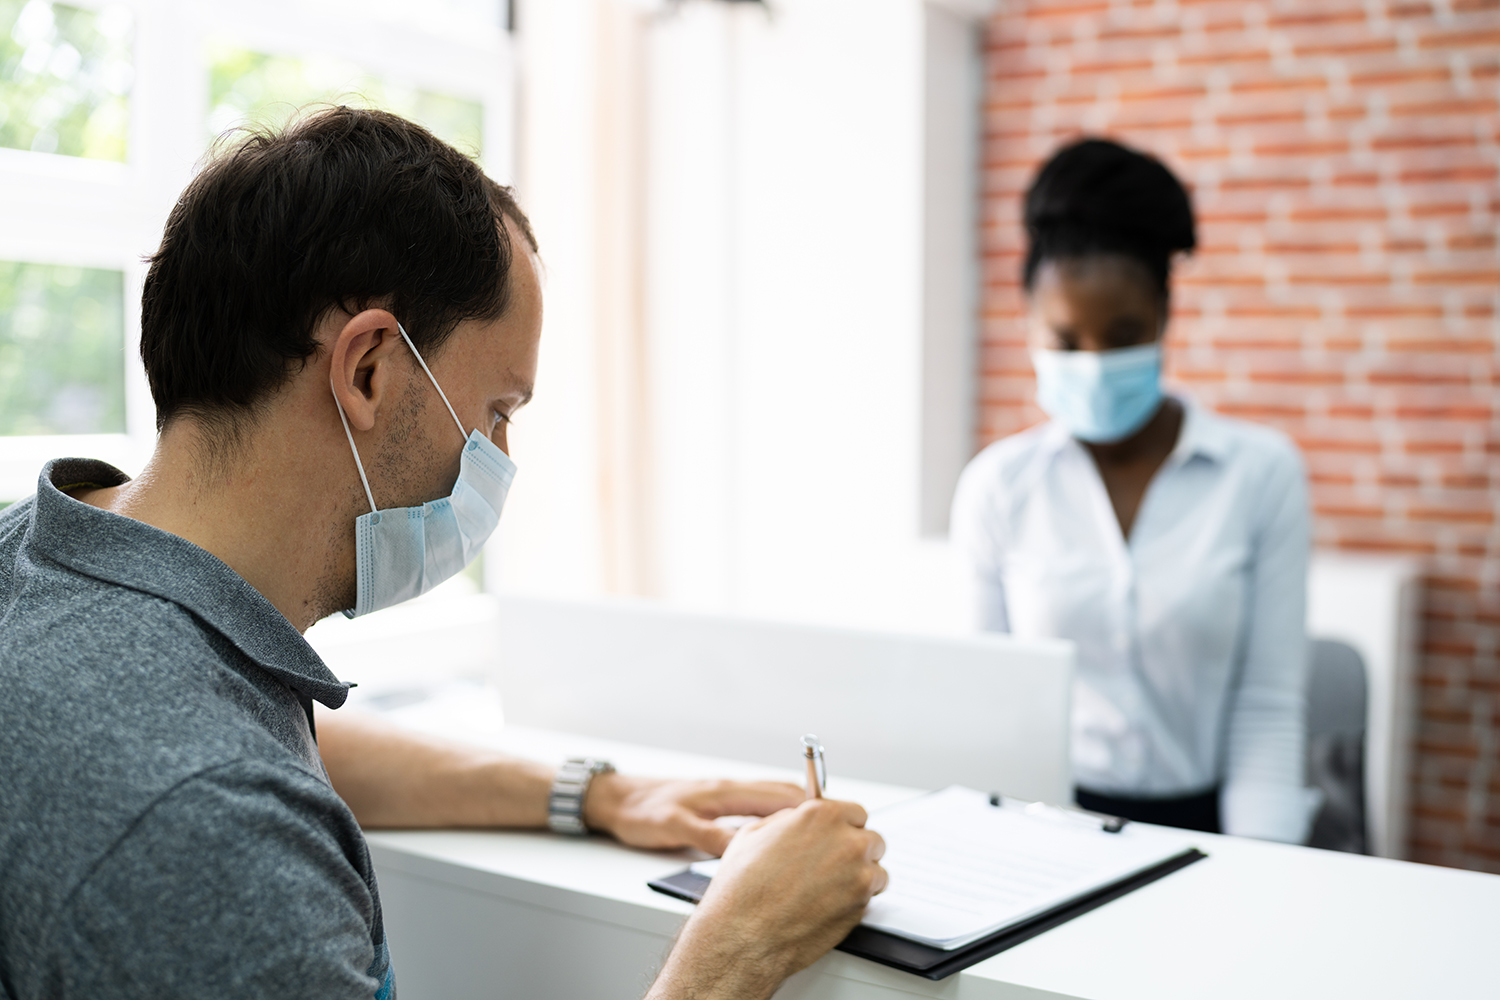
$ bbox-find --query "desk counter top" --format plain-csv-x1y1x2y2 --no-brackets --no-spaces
364,720,1500,1000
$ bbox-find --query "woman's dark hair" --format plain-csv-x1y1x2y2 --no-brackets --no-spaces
141,106,539,431
1021,137,1195,298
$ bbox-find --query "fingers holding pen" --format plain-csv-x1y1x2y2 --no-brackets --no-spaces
866,827,886,862
646,744,887,996
800,795,868,829
854,826,889,900
782,798,888,902
865,830,889,897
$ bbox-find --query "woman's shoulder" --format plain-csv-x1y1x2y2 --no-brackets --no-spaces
953,421,1065,523
1188,403,1305,478
966,421,1064,477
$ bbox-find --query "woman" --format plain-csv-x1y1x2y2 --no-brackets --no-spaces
952,138,1315,842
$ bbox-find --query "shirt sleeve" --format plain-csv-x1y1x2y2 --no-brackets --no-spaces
1219,440,1316,843
950,453,1011,633
41,760,389,1000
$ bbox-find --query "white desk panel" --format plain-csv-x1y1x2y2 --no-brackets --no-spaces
365,726,1500,1000
489,595,1075,805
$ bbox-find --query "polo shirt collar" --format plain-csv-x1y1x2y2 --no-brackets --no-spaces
29,458,351,708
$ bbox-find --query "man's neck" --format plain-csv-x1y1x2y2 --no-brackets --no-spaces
72,417,354,632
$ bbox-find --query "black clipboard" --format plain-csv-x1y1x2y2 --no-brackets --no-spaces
648,847,1207,980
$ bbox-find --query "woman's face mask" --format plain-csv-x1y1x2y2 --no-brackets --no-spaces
1026,257,1168,443
1031,342,1164,443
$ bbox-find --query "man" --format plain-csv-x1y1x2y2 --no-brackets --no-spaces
0,108,886,1000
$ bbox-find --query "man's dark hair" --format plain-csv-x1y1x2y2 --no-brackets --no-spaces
140,106,539,430
1021,137,1195,298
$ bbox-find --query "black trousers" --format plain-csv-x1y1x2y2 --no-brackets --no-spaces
1075,786,1222,834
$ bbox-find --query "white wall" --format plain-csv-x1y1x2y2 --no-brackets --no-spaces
501,0,988,635
920,4,982,536
488,0,608,598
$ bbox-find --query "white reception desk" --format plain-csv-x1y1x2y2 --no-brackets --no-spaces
365,725,1500,1000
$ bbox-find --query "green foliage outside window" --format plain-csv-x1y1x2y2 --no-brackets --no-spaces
0,0,131,160
0,261,125,436
207,45,483,158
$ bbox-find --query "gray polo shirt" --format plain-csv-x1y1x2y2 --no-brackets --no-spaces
0,459,394,1000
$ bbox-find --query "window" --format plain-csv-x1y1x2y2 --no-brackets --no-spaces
0,0,513,503
0,0,131,160
0,260,125,435
206,46,484,156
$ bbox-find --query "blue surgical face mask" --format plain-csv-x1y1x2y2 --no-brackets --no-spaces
333,323,516,618
1031,342,1165,443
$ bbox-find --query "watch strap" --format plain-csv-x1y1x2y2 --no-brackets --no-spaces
548,757,615,835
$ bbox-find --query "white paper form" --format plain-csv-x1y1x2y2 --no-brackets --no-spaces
858,786,1192,949
686,786,1193,951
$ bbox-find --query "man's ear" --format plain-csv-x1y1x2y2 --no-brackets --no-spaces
329,309,405,433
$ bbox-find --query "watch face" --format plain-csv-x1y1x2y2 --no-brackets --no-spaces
569,758,612,776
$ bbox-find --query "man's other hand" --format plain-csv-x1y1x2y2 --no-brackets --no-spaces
583,775,804,856
645,798,887,1000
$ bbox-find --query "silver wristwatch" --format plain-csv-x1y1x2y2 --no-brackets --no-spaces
547,757,615,835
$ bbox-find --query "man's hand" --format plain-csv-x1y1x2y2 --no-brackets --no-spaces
316,711,885,998
645,798,887,1000
317,709,809,852
583,775,804,856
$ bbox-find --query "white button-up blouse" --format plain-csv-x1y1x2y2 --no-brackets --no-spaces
951,400,1313,843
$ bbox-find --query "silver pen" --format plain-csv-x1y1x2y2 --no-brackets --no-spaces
802,734,826,800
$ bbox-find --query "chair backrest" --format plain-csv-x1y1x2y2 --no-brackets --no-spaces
1307,639,1368,738
1305,638,1369,854
490,596,1076,805
1305,552,1420,859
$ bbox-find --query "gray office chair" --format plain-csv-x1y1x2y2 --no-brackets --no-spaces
1305,638,1369,854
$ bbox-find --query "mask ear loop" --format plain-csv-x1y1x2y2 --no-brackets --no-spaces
395,321,468,442
331,379,379,515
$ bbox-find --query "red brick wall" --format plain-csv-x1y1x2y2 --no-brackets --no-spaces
979,0,1499,871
